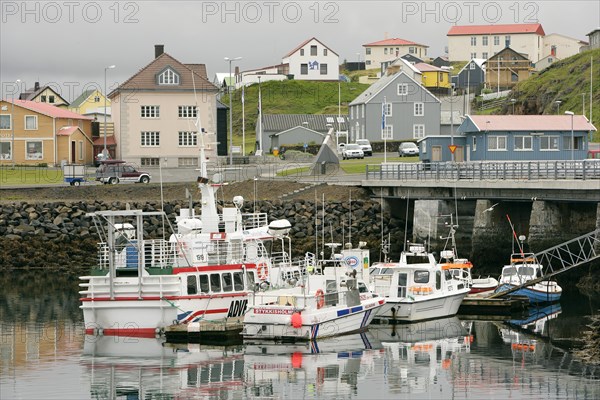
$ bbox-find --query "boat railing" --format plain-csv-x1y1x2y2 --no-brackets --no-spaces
97,239,176,270
176,239,247,267
250,289,355,310
79,274,181,298
241,213,268,230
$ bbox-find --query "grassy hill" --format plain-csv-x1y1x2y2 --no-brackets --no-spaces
222,80,370,148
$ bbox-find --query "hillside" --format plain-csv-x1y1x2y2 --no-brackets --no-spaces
222,80,370,148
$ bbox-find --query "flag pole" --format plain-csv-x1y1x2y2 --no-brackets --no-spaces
242,85,245,155
382,96,387,163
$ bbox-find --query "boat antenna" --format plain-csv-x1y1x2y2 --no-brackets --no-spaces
348,189,352,246
402,192,410,252
506,214,524,256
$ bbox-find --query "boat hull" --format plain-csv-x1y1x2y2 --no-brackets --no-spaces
242,298,385,341
375,288,469,322
495,283,561,304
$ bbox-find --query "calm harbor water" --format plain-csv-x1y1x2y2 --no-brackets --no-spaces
1,272,599,399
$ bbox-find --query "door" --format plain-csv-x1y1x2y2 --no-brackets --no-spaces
432,146,442,162
454,146,464,162
397,272,407,298
466,145,471,162
70,141,76,163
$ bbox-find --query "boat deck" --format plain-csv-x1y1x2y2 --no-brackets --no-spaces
165,318,243,344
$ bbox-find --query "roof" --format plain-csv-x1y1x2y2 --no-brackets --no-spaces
185,64,208,79
363,38,428,47
19,84,69,104
70,89,97,108
543,33,588,45
111,52,217,97
349,71,439,106
272,125,324,137
82,106,111,116
457,58,487,74
214,73,235,85
414,63,445,72
488,47,529,60
447,23,545,36
240,63,288,74
586,27,600,36
3,99,94,120
263,114,347,132
93,136,117,146
56,126,80,136
464,115,597,132
384,57,422,75
283,37,339,58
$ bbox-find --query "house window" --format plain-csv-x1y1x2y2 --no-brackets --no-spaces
323,48,328,56
413,124,425,139
366,60,371,65
362,104,365,118
514,136,533,151
300,64,308,75
482,36,488,46
421,141,427,154
310,45,317,56
382,125,393,140
366,48,371,55
0,142,12,160
473,136,477,151
488,136,507,151
25,115,38,130
178,106,197,118
25,141,43,160
494,36,500,45
178,157,198,167
540,136,559,151
384,48,388,55
49,95,55,103
178,131,198,147
470,37,477,46
158,68,180,85
141,131,160,147
300,48,304,56
482,52,488,59
470,52,477,59
397,83,408,95
0,115,11,130
350,106,354,119
511,72,518,82
384,103,392,116
141,106,160,118
94,96,100,102
78,141,84,160
414,102,424,116
41,95,47,102
141,157,160,166
439,73,444,82
564,136,583,150
320,63,328,75
505,36,511,46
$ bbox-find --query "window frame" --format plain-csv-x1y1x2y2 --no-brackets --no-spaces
0,141,12,160
540,135,559,151
300,64,308,75
178,106,197,119
0,114,11,130
178,131,198,147
514,135,533,151
24,115,38,130
487,135,507,151
310,45,317,56
141,131,160,147
320,63,328,75
382,125,393,140
25,140,43,160
141,105,160,118
414,102,424,117
413,124,425,139
158,68,180,85
397,83,408,96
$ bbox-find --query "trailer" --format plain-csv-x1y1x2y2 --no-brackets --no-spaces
63,164,86,186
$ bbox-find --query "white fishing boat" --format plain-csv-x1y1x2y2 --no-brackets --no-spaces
369,244,470,322
79,148,294,337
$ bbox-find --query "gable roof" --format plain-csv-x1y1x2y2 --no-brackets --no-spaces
457,58,487,74
349,71,439,106
283,37,339,57
263,114,347,132
70,89,97,108
111,52,217,97
488,47,529,60
448,23,545,36
463,115,596,132
272,125,324,137
543,33,588,45
19,84,69,104
185,64,208,79
363,38,428,47
3,99,93,120
384,57,422,75
414,63,445,72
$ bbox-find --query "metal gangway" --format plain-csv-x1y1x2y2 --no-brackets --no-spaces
489,228,600,299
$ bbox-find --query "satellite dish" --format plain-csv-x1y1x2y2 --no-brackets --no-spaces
212,173,222,184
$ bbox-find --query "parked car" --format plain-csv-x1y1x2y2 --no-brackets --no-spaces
398,142,419,157
341,143,364,160
95,160,151,184
355,139,372,156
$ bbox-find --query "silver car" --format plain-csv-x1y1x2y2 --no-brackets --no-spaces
342,143,364,160
398,142,419,157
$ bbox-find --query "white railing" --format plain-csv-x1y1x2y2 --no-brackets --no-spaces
242,213,268,229
97,239,175,270
79,275,181,298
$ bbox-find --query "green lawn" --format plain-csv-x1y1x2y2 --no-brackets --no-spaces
339,155,419,174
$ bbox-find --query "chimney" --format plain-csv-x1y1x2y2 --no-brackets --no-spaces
34,82,40,91
234,66,240,75
155,44,164,58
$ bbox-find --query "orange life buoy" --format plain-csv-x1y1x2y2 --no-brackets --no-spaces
257,262,268,281
315,289,325,309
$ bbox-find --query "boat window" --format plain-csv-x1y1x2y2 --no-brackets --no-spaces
520,266,535,276
233,272,244,291
414,270,430,283
187,275,197,295
504,267,517,276
358,282,368,293
246,271,256,290
199,275,209,293
222,273,233,292
406,255,430,264
444,270,452,281
210,273,221,292
436,271,441,290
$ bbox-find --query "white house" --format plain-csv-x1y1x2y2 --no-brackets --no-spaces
363,37,429,70
281,37,339,81
235,64,289,88
587,28,600,50
540,33,587,60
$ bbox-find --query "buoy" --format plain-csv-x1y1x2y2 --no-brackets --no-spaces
257,262,269,280
291,352,303,368
291,312,303,328
315,289,325,309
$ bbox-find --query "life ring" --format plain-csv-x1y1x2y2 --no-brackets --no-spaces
257,262,269,281
315,289,325,309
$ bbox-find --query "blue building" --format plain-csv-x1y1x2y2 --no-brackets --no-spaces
451,59,486,94
419,114,596,162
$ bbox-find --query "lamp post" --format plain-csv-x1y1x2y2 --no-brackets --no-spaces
554,100,561,115
225,56,242,164
11,79,21,167
565,111,574,161
103,65,116,158
510,98,516,114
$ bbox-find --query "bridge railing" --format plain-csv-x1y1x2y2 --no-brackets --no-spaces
366,160,600,181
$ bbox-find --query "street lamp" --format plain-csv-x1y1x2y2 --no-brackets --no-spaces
224,56,242,165
510,98,516,114
11,79,21,167
554,100,561,115
103,65,116,158
565,111,574,161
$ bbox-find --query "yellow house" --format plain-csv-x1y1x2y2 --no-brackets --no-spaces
415,63,451,90
0,99,94,166
69,89,111,119
19,82,69,108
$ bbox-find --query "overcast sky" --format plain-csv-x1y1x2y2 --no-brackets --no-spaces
1,1,598,101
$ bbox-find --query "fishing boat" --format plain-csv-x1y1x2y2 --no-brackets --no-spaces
495,252,562,304
242,245,385,341
79,148,293,337
369,244,470,322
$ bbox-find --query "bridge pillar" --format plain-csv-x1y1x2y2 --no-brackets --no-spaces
413,200,452,250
